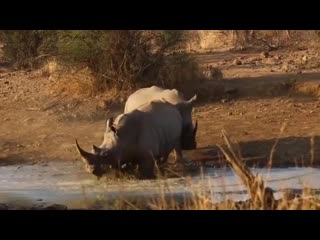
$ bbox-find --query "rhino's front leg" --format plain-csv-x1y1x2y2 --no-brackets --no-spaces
138,151,156,180
173,143,193,167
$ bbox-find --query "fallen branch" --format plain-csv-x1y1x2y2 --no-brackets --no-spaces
41,93,64,111
251,35,278,51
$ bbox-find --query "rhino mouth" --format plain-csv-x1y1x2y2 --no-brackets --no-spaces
75,139,110,177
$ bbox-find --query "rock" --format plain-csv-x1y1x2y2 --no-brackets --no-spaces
16,144,23,148
97,99,108,109
264,58,276,65
38,134,48,139
302,55,308,62
247,57,261,63
119,97,126,103
0,68,9,73
260,51,269,58
210,67,223,81
273,55,282,61
233,59,242,65
281,64,289,72
24,118,34,123
228,112,233,116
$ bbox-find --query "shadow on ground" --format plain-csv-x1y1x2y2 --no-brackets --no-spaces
188,135,320,168
184,72,320,106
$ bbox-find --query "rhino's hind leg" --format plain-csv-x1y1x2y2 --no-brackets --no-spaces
173,144,183,164
153,154,169,177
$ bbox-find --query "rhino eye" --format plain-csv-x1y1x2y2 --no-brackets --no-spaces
121,163,127,169
100,151,109,156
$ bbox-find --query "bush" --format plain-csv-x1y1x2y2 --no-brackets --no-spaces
0,30,204,94
55,30,202,91
229,30,318,50
0,30,57,68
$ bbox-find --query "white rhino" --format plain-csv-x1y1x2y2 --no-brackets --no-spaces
76,100,186,180
124,86,198,150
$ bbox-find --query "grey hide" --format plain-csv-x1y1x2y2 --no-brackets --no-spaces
124,86,198,150
76,100,184,179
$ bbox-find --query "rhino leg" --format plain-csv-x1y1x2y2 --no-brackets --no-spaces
158,153,169,165
173,144,183,164
173,144,194,167
154,154,169,176
138,152,156,180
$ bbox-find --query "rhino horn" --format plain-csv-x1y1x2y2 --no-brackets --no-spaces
187,94,197,104
92,144,102,153
75,139,100,165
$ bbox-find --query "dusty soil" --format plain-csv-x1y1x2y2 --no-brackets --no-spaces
2,48,320,170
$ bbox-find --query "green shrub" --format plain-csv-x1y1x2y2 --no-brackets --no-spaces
0,30,57,68
54,30,200,91
0,30,204,93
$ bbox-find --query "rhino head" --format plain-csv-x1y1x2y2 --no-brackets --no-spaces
176,94,198,150
75,139,110,179
92,117,118,155
75,117,120,179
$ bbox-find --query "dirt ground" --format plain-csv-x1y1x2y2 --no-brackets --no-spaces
2,48,320,169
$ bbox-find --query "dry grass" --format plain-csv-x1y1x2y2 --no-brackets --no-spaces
48,65,98,97
85,183,320,210
293,81,320,97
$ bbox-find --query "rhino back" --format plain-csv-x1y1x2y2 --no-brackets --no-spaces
124,86,185,113
135,101,182,159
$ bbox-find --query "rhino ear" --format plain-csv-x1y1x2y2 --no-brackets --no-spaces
187,94,197,105
106,117,114,131
177,94,197,112
110,125,117,134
